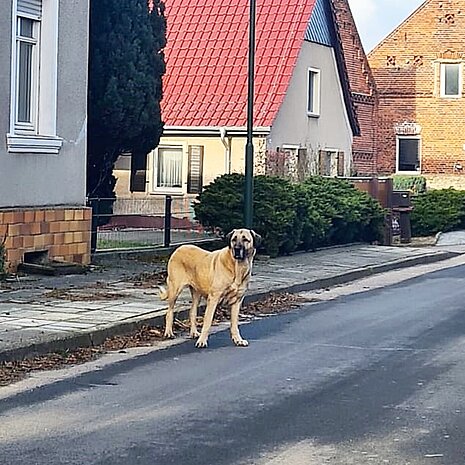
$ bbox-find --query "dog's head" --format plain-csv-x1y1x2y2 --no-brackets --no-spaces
226,228,262,261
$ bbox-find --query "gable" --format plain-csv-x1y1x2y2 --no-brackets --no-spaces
305,0,333,46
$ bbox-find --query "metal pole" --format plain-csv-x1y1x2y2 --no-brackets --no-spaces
164,195,172,247
244,0,256,228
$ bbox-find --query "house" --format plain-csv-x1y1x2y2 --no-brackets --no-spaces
114,0,363,205
0,0,91,272
332,0,379,176
368,0,465,189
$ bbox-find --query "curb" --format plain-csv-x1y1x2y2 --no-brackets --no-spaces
0,250,460,363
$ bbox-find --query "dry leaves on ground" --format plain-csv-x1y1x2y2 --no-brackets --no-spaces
43,288,127,301
0,292,305,387
128,271,167,288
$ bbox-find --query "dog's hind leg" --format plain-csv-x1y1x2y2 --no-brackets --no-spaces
195,294,220,348
189,287,201,339
163,278,184,339
230,298,248,347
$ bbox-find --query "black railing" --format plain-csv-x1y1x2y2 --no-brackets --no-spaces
87,196,213,253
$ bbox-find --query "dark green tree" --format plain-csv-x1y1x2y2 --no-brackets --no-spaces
87,0,166,198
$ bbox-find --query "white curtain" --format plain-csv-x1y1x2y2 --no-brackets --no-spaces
158,148,182,188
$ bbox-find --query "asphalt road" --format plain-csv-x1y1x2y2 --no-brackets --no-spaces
2,264,465,464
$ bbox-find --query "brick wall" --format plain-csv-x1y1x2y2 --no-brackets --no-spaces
332,0,379,175
0,206,91,272
368,0,465,184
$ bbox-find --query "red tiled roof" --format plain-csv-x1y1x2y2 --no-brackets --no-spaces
162,0,316,128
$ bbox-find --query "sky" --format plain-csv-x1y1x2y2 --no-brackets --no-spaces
347,0,426,52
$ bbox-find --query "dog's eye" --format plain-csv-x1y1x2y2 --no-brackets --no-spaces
242,236,250,242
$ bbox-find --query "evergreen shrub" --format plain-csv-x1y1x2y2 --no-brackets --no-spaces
411,188,465,236
194,174,385,256
392,175,427,195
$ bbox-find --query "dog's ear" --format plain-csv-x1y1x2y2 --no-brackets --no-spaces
225,230,235,247
250,230,262,248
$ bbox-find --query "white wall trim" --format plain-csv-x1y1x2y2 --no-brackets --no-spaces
6,133,63,154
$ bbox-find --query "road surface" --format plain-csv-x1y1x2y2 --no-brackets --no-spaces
2,262,465,464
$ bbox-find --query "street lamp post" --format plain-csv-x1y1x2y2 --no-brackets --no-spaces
244,0,256,228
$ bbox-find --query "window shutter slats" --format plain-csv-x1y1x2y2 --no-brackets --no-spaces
187,146,204,194
17,0,42,17
337,151,345,176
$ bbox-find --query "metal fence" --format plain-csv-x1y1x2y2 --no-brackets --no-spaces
87,196,215,252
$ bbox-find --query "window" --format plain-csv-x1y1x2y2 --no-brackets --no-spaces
16,16,39,130
155,146,183,191
319,150,344,177
440,63,462,98
8,0,62,153
397,137,420,173
307,68,321,117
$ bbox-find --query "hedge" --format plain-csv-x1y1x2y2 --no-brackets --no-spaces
194,174,385,257
411,188,465,236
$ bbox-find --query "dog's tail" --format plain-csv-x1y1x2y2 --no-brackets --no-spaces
158,285,169,301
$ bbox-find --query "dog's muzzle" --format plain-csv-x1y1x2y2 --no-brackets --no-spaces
233,246,246,260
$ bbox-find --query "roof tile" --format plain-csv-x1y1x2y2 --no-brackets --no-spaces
162,0,316,128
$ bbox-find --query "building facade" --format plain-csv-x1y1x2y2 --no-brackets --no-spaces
0,0,91,271
368,0,465,188
115,0,361,204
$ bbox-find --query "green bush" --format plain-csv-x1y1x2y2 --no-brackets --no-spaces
392,175,427,195
300,177,385,247
194,174,385,256
194,174,301,257
411,188,465,236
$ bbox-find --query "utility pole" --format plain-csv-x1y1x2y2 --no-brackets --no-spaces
244,0,256,228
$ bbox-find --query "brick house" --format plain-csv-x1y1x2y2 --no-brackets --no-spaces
368,0,465,188
0,1,91,272
332,0,379,176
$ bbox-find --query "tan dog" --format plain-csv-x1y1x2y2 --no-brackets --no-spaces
160,228,261,348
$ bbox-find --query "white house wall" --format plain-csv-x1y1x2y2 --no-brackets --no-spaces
0,1,88,208
268,41,353,175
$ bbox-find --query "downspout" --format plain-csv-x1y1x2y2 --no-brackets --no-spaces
220,127,232,174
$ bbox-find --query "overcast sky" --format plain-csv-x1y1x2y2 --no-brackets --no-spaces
347,0,426,52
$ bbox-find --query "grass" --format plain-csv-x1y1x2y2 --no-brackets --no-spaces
97,239,155,250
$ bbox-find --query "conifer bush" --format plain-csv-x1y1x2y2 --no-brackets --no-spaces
194,174,385,256
411,189,465,236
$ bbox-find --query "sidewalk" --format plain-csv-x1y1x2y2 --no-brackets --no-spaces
0,243,463,362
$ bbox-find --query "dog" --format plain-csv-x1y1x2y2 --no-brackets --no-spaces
160,228,261,348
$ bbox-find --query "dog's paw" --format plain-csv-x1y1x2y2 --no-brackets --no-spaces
195,338,208,348
232,336,249,347
164,329,176,339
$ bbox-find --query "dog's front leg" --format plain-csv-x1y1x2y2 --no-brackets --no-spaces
195,295,220,348
230,298,248,347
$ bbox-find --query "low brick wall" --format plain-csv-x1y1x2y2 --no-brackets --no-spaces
0,206,91,272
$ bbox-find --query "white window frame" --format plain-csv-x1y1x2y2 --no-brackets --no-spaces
7,0,63,154
15,15,40,133
151,145,187,195
307,67,321,117
440,62,463,99
396,136,421,174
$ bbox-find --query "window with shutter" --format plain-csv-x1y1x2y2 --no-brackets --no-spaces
8,0,62,153
187,146,204,194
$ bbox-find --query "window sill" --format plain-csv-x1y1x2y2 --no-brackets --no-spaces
307,112,320,118
150,189,185,196
7,133,63,154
